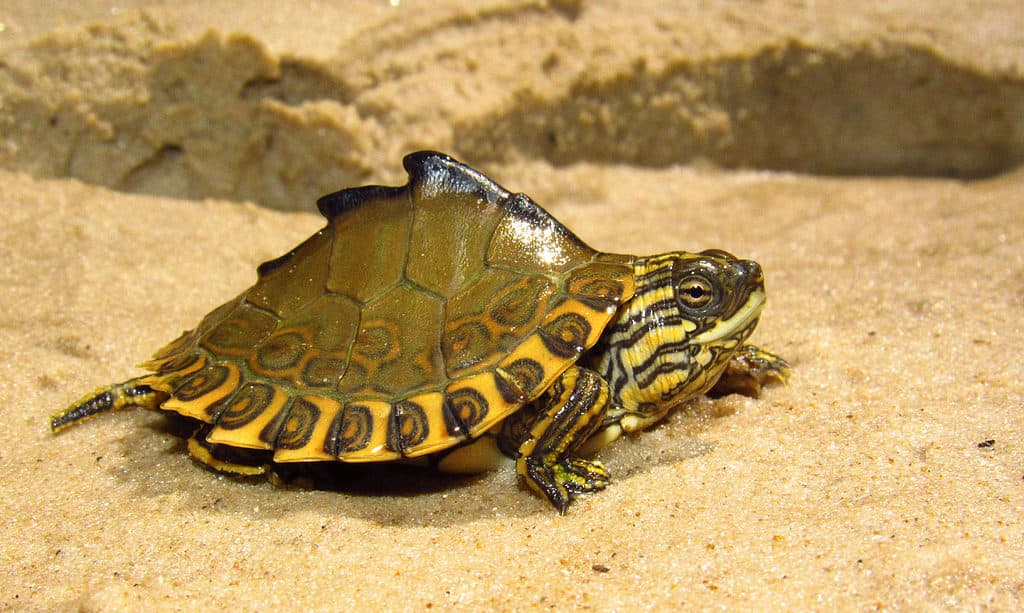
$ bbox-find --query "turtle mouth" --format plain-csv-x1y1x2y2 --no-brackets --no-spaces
692,289,765,345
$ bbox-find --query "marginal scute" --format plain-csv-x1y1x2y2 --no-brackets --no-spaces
494,358,546,403
334,400,400,462
262,398,320,450
444,371,512,436
494,332,586,406
386,400,429,454
539,312,592,358
539,298,613,350
212,382,276,429
273,395,343,462
492,372,523,403
206,383,288,450
325,403,373,457
163,362,242,421
442,387,489,437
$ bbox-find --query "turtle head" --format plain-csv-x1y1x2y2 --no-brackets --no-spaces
669,249,765,354
597,250,766,428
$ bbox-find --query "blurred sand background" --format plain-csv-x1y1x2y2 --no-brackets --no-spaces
1,1,1022,609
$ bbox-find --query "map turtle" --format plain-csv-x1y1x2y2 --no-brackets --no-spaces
51,151,788,513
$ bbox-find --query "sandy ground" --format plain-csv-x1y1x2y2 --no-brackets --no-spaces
1,1,1022,610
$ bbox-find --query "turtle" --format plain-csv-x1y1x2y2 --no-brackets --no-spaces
51,151,789,513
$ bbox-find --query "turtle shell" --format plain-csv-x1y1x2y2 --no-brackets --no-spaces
138,152,635,464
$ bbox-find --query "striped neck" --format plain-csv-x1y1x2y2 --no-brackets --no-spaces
591,251,764,431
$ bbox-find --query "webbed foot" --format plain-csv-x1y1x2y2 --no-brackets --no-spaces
522,456,611,514
515,366,612,514
711,344,791,398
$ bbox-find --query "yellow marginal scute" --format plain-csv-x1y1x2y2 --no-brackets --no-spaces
272,395,343,463
566,259,636,306
496,334,565,400
336,400,401,462
541,298,616,348
205,384,288,450
399,391,456,458
138,353,208,394
446,371,515,438
160,362,240,421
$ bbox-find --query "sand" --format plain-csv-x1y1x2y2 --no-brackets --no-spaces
1,1,1022,610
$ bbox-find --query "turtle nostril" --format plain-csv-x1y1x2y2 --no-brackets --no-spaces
735,260,763,283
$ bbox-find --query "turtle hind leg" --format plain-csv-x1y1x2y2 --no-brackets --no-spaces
187,424,272,478
514,365,612,514
50,376,167,433
709,344,791,398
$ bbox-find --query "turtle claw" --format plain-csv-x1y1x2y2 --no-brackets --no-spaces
558,458,611,495
521,457,611,514
710,344,791,398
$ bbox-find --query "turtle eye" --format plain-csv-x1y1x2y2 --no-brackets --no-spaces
677,276,715,309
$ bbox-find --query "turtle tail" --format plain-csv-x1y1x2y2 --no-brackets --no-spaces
50,376,168,433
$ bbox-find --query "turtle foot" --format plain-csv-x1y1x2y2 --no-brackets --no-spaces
521,456,611,515
711,344,791,398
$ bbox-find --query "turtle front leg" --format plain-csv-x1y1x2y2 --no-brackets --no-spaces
515,365,613,514
710,344,791,398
